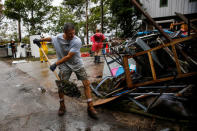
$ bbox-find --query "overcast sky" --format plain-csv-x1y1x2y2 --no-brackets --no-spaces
1,0,63,6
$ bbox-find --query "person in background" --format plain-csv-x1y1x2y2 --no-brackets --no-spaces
90,28,105,63
39,35,48,63
10,39,16,58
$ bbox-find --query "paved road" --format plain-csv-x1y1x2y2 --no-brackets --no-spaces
0,58,179,131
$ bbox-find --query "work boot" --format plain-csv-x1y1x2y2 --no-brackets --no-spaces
97,56,100,63
58,100,66,116
94,56,97,63
87,102,98,119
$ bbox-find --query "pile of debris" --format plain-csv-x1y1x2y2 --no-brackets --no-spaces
91,0,197,122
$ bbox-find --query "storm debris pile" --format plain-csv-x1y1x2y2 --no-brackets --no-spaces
91,4,197,121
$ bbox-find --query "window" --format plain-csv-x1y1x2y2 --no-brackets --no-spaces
160,0,168,7
190,0,197,2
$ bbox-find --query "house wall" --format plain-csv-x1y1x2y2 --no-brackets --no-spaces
140,0,197,18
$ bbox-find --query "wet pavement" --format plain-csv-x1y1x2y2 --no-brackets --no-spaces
0,57,181,131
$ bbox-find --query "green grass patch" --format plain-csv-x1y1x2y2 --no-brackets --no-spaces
48,50,56,55
47,43,54,48
80,47,91,52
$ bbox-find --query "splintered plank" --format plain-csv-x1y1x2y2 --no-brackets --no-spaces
93,96,120,106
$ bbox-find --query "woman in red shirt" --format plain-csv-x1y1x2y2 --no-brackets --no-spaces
91,29,105,63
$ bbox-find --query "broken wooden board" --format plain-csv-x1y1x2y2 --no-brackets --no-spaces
93,96,120,106
93,88,137,106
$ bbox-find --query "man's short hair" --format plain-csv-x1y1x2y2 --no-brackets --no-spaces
63,23,75,33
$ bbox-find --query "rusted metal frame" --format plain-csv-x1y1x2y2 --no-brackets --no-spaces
105,53,122,65
157,37,187,73
175,84,194,97
171,45,182,74
123,55,133,88
131,0,172,42
106,50,123,65
165,46,187,73
175,12,197,32
132,72,197,88
127,35,197,59
176,45,197,66
128,97,148,111
147,52,157,80
103,54,114,76
109,48,123,65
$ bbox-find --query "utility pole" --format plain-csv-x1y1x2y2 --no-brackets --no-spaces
101,0,104,33
86,0,89,45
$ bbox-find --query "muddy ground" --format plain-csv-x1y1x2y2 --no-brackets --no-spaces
0,56,184,131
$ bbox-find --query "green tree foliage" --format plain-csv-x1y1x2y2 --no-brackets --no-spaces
110,0,142,38
4,0,53,35
89,6,101,32
87,0,112,33
62,0,115,40
61,0,87,40
0,19,18,42
22,0,53,35
0,1,3,21
63,0,86,19
4,0,24,20
21,35,30,44
45,6,75,35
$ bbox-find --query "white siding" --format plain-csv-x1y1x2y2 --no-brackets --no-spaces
140,0,197,18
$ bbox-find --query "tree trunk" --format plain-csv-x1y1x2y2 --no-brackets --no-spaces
31,9,35,35
101,0,104,33
18,19,21,42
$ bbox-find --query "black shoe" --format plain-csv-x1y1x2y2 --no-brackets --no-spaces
94,56,97,63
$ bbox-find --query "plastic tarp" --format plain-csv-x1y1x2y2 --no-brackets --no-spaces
102,57,136,78
30,35,40,58
111,64,136,77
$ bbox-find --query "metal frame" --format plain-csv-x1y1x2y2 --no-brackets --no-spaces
123,35,197,89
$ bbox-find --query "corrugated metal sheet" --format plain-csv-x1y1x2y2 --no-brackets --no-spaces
140,0,197,18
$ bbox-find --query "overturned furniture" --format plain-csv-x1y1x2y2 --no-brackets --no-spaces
91,0,197,120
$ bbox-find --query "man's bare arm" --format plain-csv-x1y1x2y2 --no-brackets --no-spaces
41,37,52,42
56,52,75,65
